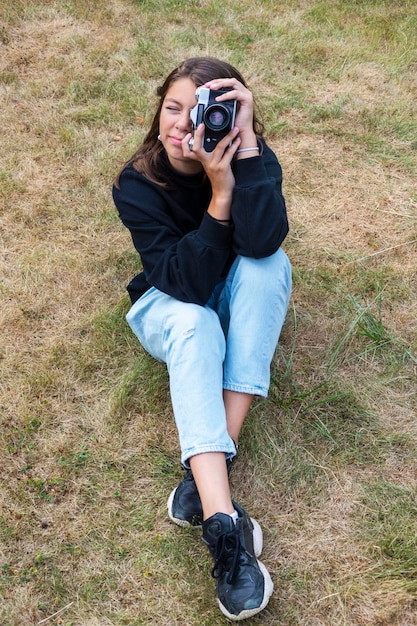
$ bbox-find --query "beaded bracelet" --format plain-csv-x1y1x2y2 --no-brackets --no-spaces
236,146,260,154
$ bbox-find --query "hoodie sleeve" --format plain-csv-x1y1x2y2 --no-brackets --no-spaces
112,168,233,305
231,140,289,258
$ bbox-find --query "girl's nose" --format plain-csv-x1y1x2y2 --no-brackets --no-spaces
176,111,192,132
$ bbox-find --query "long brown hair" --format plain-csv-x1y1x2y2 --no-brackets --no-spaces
114,56,264,188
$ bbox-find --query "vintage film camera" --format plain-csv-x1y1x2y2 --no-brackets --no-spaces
189,87,237,152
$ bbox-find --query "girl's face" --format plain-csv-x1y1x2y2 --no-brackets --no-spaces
159,77,203,175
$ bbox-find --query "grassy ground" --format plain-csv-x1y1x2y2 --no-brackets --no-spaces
1,0,416,624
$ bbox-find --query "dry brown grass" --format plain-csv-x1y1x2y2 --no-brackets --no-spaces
1,1,417,624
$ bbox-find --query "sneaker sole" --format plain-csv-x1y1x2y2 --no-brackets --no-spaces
217,559,274,621
250,517,263,558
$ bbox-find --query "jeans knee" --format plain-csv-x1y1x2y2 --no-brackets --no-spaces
261,247,291,278
233,248,291,293
165,303,225,354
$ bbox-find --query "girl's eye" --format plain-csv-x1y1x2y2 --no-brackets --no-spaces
166,106,180,111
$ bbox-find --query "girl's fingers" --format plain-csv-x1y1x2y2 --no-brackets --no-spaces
182,124,204,156
190,124,205,151
202,126,240,163
204,78,242,90
203,79,251,101
216,126,240,152
184,124,240,170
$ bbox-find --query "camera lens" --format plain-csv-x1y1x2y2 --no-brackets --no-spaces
204,105,230,131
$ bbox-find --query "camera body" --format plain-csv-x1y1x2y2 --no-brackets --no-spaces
189,87,237,152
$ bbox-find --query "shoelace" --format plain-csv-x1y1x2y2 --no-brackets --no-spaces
211,527,241,585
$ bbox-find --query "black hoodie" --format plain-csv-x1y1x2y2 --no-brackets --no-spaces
112,139,289,306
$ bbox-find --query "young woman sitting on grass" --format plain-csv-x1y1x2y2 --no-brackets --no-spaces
112,56,292,621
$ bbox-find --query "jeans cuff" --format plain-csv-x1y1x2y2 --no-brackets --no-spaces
181,443,237,469
223,382,269,397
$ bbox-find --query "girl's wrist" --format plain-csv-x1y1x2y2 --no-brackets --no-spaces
207,194,232,222
235,130,258,159
237,129,257,146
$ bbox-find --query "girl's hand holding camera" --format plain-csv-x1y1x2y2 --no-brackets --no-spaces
181,78,257,221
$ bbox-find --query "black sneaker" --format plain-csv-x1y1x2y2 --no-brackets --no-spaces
167,458,234,528
167,468,203,527
201,502,273,621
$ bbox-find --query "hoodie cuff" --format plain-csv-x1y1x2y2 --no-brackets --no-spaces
197,212,233,248
233,154,268,187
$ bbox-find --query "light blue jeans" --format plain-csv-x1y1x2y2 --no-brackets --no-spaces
126,248,292,467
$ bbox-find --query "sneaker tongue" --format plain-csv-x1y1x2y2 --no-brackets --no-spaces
205,513,235,536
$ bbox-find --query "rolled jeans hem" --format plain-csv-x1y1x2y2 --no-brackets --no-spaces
223,382,268,397
181,444,237,469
